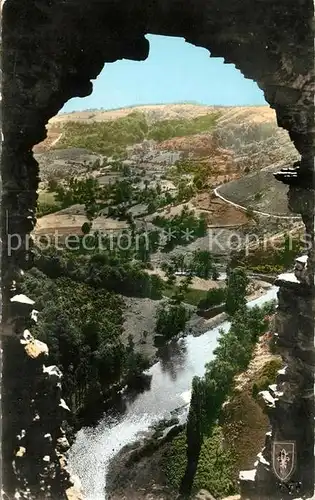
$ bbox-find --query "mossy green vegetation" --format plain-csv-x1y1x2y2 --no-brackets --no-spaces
162,431,187,489
252,358,282,399
193,426,236,497
163,426,236,498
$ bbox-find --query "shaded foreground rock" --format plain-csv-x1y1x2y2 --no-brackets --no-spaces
1,293,82,499
240,254,314,499
1,0,314,498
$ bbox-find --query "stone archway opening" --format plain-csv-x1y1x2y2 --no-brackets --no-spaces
1,1,314,499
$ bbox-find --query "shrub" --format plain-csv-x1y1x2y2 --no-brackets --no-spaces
162,431,187,489
193,426,237,498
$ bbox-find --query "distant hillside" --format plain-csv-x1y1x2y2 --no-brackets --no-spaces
34,104,299,219
48,103,224,125
36,104,297,164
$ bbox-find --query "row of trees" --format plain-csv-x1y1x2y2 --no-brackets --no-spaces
178,268,275,496
33,245,164,299
153,207,207,252
45,172,177,223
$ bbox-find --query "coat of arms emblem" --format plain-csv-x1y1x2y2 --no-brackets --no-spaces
272,441,296,482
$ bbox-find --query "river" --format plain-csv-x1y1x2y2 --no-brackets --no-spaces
68,286,278,500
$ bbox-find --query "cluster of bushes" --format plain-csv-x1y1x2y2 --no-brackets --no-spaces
153,206,207,251
19,267,149,413
229,234,304,273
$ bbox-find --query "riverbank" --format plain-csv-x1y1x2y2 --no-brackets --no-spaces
68,285,277,500
73,279,272,430
122,278,272,363
105,310,280,500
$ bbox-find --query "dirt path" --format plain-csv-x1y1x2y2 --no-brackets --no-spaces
50,132,63,147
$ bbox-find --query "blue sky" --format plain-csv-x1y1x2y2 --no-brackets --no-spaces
61,35,266,113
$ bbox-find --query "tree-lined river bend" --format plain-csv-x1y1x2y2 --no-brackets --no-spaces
68,286,278,500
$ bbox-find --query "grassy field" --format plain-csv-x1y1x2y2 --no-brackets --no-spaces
163,286,208,306
37,190,61,217
38,191,58,205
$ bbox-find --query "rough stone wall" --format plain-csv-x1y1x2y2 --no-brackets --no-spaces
1,0,314,498
2,291,75,499
240,255,314,498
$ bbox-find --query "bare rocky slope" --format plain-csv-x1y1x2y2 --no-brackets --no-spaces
216,162,291,215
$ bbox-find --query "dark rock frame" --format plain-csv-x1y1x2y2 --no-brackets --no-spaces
1,0,314,498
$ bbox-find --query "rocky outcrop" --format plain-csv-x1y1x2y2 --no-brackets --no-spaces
1,290,81,498
240,252,314,499
1,0,314,498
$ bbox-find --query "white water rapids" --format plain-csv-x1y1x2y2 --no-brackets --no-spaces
68,286,278,500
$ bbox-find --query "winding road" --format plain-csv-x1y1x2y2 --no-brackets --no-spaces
214,187,301,220
50,132,63,148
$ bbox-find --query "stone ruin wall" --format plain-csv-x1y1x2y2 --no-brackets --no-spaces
1,0,314,498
